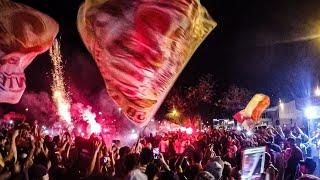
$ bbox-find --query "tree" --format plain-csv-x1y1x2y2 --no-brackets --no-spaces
164,87,187,124
219,84,253,113
163,74,216,124
186,74,215,106
164,87,188,114
17,91,60,126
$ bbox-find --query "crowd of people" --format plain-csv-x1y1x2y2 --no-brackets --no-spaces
0,120,319,180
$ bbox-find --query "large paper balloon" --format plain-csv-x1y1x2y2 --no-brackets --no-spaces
233,94,270,130
78,0,216,126
0,0,59,104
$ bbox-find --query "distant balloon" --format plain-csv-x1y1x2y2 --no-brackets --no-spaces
77,0,216,126
0,0,59,104
233,94,270,130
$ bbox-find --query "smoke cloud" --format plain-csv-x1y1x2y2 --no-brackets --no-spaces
17,91,59,126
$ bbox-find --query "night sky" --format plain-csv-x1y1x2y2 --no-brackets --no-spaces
5,0,320,111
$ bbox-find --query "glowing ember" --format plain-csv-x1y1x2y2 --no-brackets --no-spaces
82,107,101,134
49,40,71,124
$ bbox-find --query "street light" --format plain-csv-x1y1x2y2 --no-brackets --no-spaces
279,99,284,110
304,106,319,120
172,108,178,116
304,106,320,137
315,86,320,97
169,107,180,118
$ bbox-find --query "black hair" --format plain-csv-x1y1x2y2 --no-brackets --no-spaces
119,146,130,158
124,153,140,172
192,151,203,164
140,147,153,165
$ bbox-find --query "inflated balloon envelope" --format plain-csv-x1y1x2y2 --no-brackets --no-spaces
233,94,270,130
78,0,216,126
0,0,59,103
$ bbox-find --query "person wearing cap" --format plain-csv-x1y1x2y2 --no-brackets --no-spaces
299,157,320,180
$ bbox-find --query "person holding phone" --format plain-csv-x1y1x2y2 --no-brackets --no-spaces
139,148,153,173
153,148,160,159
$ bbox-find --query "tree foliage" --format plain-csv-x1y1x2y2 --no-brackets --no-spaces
219,84,253,112
186,74,215,105
164,74,215,122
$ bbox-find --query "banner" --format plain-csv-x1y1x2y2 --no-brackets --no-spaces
77,0,216,126
0,0,59,103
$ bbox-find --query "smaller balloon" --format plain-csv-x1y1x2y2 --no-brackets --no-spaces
233,94,270,130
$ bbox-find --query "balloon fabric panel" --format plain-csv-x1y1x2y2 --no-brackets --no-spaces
233,94,270,130
77,0,216,126
0,0,59,104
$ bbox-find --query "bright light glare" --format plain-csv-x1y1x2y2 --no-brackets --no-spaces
304,106,319,119
44,130,49,135
82,109,101,134
279,99,284,110
9,120,13,124
186,128,193,135
315,86,320,97
130,133,138,139
91,123,101,134
172,109,178,115
236,126,242,131
246,130,253,136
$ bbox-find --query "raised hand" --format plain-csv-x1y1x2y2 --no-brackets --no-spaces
159,153,165,163
30,135,35,148
159,153,170,171
12,130,19,139
94,140,102,152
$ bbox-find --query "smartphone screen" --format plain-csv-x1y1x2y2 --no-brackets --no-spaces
153,148,159,159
